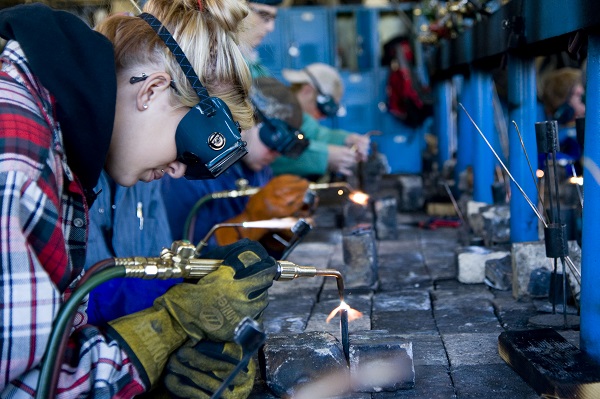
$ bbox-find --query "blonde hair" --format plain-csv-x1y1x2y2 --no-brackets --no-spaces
96,0,254,129
540,67,582,116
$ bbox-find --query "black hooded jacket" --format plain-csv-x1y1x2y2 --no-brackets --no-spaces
0,3,116,202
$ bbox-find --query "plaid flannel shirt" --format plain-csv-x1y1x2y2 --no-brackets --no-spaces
0,41,146,398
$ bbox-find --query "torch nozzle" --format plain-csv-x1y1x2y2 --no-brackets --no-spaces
309,181,354,192
115,241,345,301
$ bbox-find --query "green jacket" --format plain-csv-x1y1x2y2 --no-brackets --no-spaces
247,55,352,177
271,113,349,177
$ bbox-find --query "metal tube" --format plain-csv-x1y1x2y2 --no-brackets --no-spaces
471,69,495,204
580,33,600,362
507,53,540,242
456,74,474,191
433,80,453,169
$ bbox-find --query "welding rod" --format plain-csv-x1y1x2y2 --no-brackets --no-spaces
459,103,547,226
461,105,582,284
194,217,302,256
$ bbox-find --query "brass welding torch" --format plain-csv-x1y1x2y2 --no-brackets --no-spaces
120,240,338,282
37,240,343,399
183,179,352,242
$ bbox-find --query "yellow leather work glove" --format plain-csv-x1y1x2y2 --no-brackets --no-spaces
107,239,277,388
164,340,256,399
215,174,310,245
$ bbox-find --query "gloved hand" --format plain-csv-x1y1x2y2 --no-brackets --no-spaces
215,175,309,245
164,340,256,399
107,239,277,387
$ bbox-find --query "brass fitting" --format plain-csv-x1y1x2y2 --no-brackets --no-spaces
115,240,342,286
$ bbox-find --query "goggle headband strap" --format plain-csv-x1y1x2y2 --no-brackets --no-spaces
139,12,214,115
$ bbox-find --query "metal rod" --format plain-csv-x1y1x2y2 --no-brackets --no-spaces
340,309,349,365
512,120,546,214
459,103,547,227
442,180,466,225
565,255,582,284
562,257,568,327
568,162,584,208
551,150,562,224
552,257,557,314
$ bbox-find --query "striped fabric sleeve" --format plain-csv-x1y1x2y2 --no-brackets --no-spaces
0,171,147,398
0,46,147,398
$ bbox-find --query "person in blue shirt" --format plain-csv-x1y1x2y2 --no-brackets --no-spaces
85,172,180,325
162,77,311,249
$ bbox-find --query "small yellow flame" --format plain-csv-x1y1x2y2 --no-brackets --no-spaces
326,300,363,323
569,176,583,186
349,191,369,205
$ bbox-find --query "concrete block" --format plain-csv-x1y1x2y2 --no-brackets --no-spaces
373,365,455,398
434,307,503,334
372,310,438,335
451,364,540,399
484,254,512,290
527,267,551,297
511,240,581,300
348,331,415,392
466,200,487,236
372,290,431,312
262,294,315,334
342,224,378,290
456,246,510,284
260,331,347,397
442,333,506,366
480,204,510,245
396,175,424,212
373,196,399,240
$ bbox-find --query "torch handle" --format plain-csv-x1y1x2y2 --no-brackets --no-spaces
115,256,320,281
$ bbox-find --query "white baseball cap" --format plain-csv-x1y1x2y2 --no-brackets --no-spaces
282,63,344,103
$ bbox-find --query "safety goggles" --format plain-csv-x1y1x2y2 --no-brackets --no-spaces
254,104,309,159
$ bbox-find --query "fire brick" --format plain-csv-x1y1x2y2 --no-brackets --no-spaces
260,331,348,397
348,331,415,392
373,196,399,240
342,224,379,289
262,294,315,334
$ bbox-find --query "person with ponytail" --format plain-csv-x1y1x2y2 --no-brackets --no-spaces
0,0,277,397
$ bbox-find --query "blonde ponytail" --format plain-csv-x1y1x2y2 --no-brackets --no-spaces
97,0,254,129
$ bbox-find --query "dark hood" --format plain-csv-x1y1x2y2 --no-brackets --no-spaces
0,3,116,200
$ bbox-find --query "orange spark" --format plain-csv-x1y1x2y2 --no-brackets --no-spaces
349,191,369,205
326,301,363,323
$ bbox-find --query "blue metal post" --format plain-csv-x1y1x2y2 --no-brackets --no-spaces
507,55,539,242
456,74,474,188
580,33,600,362
470,69,494,204
433,80,453,170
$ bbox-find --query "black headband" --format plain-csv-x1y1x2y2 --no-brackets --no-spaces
139,13,215,115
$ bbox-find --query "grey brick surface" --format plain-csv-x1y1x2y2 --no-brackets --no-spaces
255,208,578,398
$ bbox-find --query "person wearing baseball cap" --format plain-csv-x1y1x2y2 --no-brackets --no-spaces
239,3,371,179
272,62,372,179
